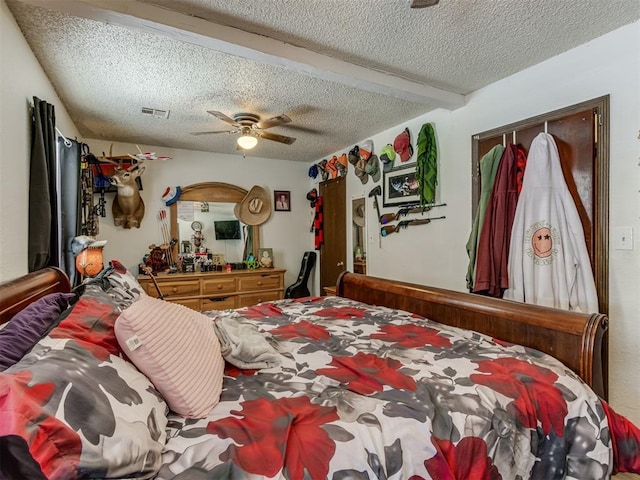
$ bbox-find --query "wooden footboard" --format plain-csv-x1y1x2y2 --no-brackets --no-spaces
337,272,608,399
0,267,71,324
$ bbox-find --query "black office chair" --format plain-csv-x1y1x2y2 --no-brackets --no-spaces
285,251,317,298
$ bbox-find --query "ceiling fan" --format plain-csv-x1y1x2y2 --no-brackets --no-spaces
191,111,296,149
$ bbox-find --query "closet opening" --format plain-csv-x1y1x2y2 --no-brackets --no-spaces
471,96,609,315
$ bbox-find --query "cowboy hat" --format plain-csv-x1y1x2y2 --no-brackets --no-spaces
237,185,272,225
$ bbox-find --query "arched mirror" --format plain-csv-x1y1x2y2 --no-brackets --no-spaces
169,182,261,262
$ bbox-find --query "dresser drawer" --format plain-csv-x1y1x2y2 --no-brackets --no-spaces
237,291,282,308
137,269,285,310
202,278,236,295
238,274,282,292
202,297,237,311
156,280,200,298
168,298,201,310
142,281,162,297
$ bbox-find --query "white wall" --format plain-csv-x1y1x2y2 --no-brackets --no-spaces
86,140,311,291
0,0,80,281
328,22,640,425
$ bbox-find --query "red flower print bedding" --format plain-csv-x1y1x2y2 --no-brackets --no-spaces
157,297,640,479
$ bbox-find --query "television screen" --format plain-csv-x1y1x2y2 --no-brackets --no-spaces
214,220,241,240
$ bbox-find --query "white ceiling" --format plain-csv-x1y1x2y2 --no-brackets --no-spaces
6,0,640,162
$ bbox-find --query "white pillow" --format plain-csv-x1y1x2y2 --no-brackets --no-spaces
115,295,224,418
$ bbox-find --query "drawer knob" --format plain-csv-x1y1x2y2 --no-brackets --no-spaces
257,281,263,286
217,284,223,289
172,287,178,293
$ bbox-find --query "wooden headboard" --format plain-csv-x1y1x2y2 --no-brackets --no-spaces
0,267,71,325
337,272,608,399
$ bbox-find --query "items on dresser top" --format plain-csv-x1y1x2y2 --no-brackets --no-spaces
137,269,286,310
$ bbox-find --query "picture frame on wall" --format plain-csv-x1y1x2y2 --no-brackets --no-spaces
274,190,291,211
258,248,274,268
382,163,420,207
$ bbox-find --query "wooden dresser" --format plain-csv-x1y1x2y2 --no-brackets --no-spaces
138,268,286,311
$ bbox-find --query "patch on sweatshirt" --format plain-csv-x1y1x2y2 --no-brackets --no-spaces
525,221,559,265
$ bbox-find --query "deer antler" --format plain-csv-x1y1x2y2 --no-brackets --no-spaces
127,159,144,172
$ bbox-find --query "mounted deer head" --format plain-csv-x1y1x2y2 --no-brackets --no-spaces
111,162,145,229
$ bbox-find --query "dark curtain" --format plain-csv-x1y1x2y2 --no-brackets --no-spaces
28,97,57,272
59,138,82,285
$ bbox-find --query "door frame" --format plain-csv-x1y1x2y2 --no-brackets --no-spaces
471,95,609,315
319,176,347,292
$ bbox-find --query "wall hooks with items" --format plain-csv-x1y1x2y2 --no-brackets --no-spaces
469,95,609,320
80,143,99,236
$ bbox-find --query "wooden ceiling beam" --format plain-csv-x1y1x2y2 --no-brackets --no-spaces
20,0,465,109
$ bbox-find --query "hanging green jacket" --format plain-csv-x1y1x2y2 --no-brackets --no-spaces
416,123,438,206
465,144,504,290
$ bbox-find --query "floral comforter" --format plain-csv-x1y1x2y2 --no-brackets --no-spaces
156,296,636,479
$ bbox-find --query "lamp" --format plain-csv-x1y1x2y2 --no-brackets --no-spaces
237,134,258,150
74,238,107,277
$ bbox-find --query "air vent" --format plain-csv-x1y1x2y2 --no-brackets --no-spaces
141,107,170,119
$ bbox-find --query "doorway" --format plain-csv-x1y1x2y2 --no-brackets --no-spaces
319,176,347,292
352,197,367,275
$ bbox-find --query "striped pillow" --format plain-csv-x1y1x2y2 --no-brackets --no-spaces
115,296,224,418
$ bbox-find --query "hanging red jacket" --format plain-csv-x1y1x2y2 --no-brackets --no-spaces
473,144,526,297
314,196,324,250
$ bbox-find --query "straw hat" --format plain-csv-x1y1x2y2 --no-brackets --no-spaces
352,201,365,227
237,186,272,225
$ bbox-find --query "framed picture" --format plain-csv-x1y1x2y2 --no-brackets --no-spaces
258,248,274,268
383,163,420,207
274,190,291,211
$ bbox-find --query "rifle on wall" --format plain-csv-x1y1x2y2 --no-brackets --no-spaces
381,216,446,237
380,202,446,224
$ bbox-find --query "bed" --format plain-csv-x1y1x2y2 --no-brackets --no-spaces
1,266,638,479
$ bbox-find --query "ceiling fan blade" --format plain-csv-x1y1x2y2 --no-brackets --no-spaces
207,110,239,126
257,114,292,130
280,124,324,134
191,129,237,136
258,131,296,145
410,0,439,7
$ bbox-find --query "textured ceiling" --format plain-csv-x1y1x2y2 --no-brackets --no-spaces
6,0,640,162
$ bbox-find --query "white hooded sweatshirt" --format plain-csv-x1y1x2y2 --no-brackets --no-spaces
503,133,598,313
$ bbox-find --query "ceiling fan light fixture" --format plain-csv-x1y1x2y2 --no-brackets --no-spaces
237,134,258,150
